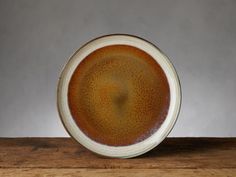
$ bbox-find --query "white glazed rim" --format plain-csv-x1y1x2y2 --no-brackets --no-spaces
57,34,181,158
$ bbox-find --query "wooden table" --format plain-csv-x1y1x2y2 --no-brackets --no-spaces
0,138,235,176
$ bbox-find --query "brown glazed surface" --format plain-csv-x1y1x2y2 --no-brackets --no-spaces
68,45,170,146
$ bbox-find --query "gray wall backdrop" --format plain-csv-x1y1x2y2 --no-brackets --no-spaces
0,0,235,137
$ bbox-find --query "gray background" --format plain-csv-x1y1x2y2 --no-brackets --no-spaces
0,0,235,137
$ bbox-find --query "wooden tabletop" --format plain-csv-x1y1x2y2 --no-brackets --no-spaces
0,138,235,176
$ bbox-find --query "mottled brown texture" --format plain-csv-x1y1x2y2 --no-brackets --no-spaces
68,45,170,146
0,138,235,177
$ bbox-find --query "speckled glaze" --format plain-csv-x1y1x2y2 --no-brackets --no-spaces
57,34,181,158
68,45,170,146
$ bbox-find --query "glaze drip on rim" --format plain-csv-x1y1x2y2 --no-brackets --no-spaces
68,44,170,146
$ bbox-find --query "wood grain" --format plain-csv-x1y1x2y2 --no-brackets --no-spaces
1,169,235,177
0,138,235,176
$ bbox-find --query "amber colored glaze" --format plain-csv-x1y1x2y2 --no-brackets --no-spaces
68,45,170,146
